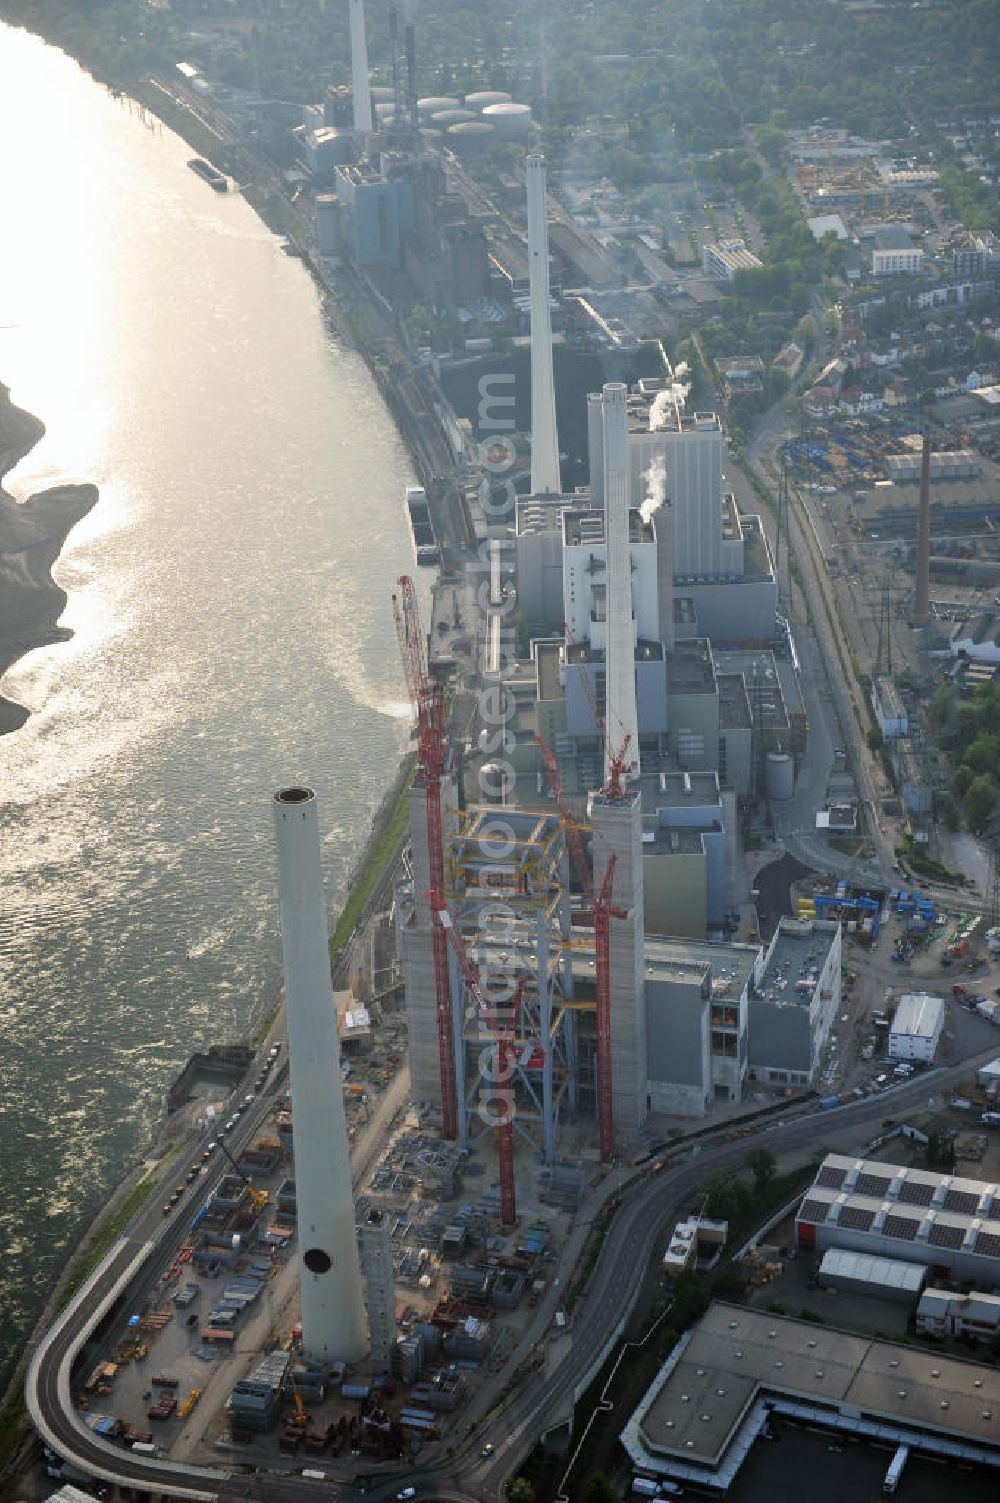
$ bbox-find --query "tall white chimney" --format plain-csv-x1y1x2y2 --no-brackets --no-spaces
350,0,373,135
602,383,640,784
273,786,368,1365
527,154,561,496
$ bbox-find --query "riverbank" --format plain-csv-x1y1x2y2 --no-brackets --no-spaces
0,382,97,735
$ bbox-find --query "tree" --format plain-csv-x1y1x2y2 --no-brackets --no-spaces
509,1481,535,1503
701,1169,751,1222
867,726,884,753
747,1147,777,1194
963,774,997,831
582,1474,616,1503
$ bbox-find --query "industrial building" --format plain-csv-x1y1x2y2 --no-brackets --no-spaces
621,1302,1000,1491
917,1287,1000,1340
888,993,945,1062
872,676,909,740
748,919,842,1087
796,1154,1000,1286
817,1247,927,1302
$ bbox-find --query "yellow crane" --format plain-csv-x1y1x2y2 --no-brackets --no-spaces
219,1140,268,1212
288,1374,308,1429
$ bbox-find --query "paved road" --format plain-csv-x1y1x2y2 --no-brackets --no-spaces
29,1047,1000,1503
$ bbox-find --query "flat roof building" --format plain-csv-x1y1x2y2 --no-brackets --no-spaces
622,1302,1000,1490
889,992,945,1062
796,1153,1000,1285
749,918,842,1087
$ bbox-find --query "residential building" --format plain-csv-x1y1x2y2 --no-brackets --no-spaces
871,225,923,277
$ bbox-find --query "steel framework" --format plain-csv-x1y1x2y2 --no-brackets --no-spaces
445,806,575,1163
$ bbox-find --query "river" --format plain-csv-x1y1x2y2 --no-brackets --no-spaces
0,25,418,1388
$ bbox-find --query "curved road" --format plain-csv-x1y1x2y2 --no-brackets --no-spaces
28,1047,1000,1502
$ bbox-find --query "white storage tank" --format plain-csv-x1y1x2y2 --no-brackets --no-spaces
765,751,795,801
369,86,394,104
464,90,513,112
418,95,460,119
430,108,476,128
481,101,533,140
373,101,397,121
446,120,496,152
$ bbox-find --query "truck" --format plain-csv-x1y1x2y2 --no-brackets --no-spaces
883,1443,909,1494
131,1441,160,1456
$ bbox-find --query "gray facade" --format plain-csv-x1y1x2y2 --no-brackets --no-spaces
646,962,711,1116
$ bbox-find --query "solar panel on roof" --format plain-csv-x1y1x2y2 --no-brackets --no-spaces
928,1222,965,1249
897,1179,935,1206
883,1214,920,1241
798,1199,831,1224
943,1189,980,1214
855,1173,892,1197
816,1165,847,1190
974,1230,1000,1259
837,1205,876,1232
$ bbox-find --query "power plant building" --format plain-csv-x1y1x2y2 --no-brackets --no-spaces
748,918,842,1086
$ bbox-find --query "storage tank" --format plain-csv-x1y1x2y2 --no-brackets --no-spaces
446,121,496,153
464,90,513,112
481,101,533,140
765,751,795,801
373,101,397,121
369,86,394,104
418,95,460,119
430,108,476,128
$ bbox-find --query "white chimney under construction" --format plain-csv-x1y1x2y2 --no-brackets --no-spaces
350,0,373,135
526,154,561,496
273,786,368,1365
602,382,640,783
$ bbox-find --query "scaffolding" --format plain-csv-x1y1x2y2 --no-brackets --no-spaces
444,806,576,1163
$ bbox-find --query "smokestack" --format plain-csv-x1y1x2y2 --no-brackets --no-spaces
404,24,418,132
602,383,640,783
273,787,368,1365
526,155,561,497
388,7,402,127
349,0,373,135
913,431,931,627
587,391,605,505
403,22,415,130
654,504,674,654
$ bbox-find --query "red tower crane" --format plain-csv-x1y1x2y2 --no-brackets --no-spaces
594,852,624,1164
437,910,528,1226
392,575,458,1141
534,735,593,905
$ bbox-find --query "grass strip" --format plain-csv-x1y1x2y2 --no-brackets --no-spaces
329,764,414,965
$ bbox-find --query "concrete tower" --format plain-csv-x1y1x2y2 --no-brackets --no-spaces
350,0,373,135
360,1209,396,1372
591,787,647,1135
527,155,561,496
273,787,368,1365
602,383,640,782
913,432,931,627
